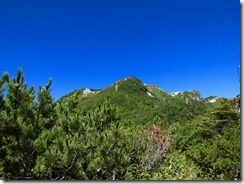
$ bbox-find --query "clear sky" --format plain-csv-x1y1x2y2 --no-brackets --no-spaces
0,0,240,99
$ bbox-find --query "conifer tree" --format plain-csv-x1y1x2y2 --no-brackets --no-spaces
0,69,36,179
0,72,9,178
0,69,57,179
33,93,84,179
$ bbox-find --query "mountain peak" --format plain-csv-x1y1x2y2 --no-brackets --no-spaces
114,76,140,84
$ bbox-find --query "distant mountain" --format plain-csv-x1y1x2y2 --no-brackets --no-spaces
170,90,203,103
58,76,208,128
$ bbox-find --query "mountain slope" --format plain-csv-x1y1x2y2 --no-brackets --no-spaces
58,77,208,129
76,77,160,126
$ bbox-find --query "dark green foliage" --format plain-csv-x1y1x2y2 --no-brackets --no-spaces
0,70,240,180
0,69,36,179
0,69,56,179
169,98,240,180
150,90,207,129
34,98,140,180
186,123,240,180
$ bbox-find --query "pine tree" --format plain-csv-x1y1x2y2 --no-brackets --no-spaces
0,72,9,178
0,69,36,179
0,69,57,179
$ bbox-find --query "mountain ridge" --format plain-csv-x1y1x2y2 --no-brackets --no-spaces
58,76,225,102
58,76,210,129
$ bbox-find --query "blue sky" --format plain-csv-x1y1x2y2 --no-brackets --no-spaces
0,0,240,99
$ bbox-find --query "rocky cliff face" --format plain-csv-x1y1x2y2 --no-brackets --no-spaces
83,88,92,97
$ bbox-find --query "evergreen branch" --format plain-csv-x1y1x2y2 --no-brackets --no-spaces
65,152,78,174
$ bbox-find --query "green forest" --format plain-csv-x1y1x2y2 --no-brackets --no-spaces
0,69,240,180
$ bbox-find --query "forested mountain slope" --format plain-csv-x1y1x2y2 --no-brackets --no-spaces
0,69,240,180
58,76,208,129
